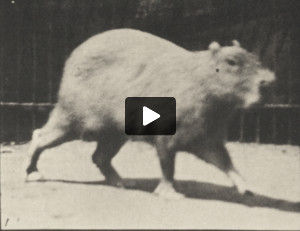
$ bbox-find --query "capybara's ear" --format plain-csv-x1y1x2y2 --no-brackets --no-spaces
209,41,220,54
232,40,240,47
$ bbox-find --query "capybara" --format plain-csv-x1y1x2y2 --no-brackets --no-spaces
26,29,275,199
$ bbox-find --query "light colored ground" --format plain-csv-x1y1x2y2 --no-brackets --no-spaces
1,141,300,229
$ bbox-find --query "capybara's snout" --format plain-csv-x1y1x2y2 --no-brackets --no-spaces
257,69,276,87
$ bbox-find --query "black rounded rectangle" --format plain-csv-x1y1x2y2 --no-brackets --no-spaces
125,97,176,135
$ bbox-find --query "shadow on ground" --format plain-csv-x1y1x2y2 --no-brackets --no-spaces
34,178,300,213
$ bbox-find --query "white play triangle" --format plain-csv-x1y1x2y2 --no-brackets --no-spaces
143,106,160,126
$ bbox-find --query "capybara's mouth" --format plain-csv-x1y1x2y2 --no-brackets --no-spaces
259,79,275,89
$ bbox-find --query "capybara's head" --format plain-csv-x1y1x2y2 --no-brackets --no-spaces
208,41,275,107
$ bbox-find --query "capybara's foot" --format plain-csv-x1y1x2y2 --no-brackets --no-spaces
233,184,247,194
26,165,38,175
24,159,40,181
105,176,124,188
26,171,44,182
244,190,254,196
228,170,247,194
154,181,184,200
236,183,255,196
233,185,254,196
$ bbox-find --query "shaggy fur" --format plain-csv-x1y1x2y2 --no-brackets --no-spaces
26,29,275,198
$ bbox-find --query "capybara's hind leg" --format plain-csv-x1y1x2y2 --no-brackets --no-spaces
92,130,126,187
26,127,72,181
203,144,248,194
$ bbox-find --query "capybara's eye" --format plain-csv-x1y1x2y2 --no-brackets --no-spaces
226,59,237,66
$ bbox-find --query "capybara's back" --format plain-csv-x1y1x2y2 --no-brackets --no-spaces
26,29,275,199
56,29,207,134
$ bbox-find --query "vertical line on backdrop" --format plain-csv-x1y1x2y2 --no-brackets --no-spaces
15,5,23,143
63,3,70,62
0,0,4,139
111,0,116,28
0,5,4,143
239,110,244,142
286,32,293,144
0,5,4,103
286,35,292,105
47,7,53,104
271,108,277,142
287,110,292,145
31,1,37,131
271,2,277,143
255,109,261,143
80,1,87,41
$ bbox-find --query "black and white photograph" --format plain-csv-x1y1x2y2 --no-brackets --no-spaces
0,0,299,229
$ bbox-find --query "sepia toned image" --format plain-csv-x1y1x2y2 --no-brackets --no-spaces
0,0,299,229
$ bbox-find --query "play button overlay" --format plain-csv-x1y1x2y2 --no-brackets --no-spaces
125,97,176,135
143,106,160,126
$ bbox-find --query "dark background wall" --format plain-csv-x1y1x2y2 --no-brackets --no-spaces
0,0,299,144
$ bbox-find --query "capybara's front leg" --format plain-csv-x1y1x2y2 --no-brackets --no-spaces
203,143,249,194
154,140,184,200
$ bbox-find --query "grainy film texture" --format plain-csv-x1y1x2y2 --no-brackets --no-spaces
0,0,299,229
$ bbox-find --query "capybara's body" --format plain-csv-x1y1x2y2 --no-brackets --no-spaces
26,29,275,199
